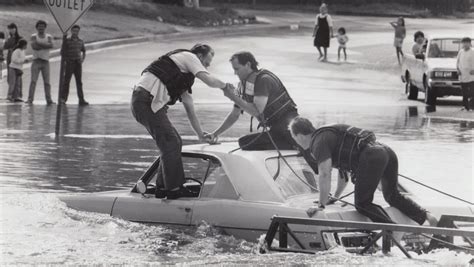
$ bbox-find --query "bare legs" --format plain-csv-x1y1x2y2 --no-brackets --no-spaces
338,47,347,61
396,47,404,65
316,46,323,60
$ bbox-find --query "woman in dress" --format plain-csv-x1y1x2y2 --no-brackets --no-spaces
313,3,333,62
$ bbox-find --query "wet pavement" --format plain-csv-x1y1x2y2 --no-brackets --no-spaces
0,16,473,265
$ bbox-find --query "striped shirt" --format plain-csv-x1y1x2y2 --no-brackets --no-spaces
63,36,85,60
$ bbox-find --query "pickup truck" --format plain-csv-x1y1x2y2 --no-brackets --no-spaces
401,36,465,105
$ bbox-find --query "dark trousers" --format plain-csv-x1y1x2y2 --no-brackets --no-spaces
63,59,84,102
461,82,474,110
7,67,23,100
131,88,185,190
354,143,427,225
238,112,298,151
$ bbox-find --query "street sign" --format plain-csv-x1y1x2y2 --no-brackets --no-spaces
43,0,94,33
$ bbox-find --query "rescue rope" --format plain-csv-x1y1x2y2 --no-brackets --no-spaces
398,174,474,206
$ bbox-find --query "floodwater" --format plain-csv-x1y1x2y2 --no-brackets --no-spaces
1,17,473,265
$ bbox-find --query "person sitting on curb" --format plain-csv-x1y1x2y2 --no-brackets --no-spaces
131,44,232,199
288,117,438,226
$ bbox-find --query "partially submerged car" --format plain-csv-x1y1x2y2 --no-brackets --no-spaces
59,143,473,251
401,36,467,105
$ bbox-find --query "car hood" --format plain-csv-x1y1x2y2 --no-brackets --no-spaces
426,58,457,70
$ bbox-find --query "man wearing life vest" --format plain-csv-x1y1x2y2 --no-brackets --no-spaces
207,51,299,150
288,117,438,226
131,44,233,199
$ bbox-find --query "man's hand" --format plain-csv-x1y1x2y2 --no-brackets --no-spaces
203,132,219,144
198,132,212,143
222,83,235,98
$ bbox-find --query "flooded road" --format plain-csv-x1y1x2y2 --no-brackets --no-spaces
1,18,473,265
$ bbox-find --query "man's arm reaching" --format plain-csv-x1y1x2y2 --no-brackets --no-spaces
212,106,241,137
181,92,205,141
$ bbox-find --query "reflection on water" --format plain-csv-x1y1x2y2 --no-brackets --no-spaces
0,103,473,265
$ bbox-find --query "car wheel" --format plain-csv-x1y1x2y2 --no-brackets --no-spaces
424,83,437,106
406,77,418,100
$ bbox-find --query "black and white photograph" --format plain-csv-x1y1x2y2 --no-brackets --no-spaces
0,0,473,265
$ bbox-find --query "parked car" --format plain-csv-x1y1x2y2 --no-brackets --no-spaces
401,36,466,105
59,143,472,251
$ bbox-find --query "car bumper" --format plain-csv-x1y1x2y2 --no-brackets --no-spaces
429,79,462,96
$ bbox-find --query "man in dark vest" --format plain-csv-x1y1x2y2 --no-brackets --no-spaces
131,44,233,199
206,51,300,151
288,117,438,226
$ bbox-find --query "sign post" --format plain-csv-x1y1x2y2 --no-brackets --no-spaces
43,0,94,136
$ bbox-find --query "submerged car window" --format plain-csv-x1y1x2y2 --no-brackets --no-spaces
200,161,238,200
146,155,215,186
428,39,461,58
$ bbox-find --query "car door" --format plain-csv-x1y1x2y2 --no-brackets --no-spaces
111,154,213,225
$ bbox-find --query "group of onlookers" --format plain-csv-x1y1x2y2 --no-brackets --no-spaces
314,2,473,111
390,21,473,111
312,3,349,62
1,21,88,105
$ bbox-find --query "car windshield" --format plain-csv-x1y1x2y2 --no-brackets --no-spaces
428,38,462,58
266,156,357,199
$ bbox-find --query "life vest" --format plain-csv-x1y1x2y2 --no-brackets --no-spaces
142,49,196,105
310,124,376,180
239,69,297,127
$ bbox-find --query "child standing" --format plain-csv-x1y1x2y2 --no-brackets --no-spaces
8,39,27,102
336,27,348,61
457,37,474,111
390,17,406,65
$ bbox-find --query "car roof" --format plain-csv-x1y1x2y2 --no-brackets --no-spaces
182,142,299,203
182,142,296,159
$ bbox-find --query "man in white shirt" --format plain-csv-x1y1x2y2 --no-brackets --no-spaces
457,37,474,111
131,44,232,199
26,20,54,105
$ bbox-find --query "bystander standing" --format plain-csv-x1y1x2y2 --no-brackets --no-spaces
8,39,27,102
61,24,88,105
336,27,348,61
457,37,474,111
390,17,406,65
4,23,22,99
313,3,333,62
0,31,5,79
26,20,54,105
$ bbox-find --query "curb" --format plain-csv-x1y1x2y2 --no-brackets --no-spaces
1,23,292,76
